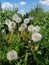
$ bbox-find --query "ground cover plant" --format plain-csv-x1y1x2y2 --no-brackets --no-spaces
0,6,49,65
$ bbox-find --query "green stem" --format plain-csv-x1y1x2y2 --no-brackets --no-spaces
8,31,13,43
32,50,38,65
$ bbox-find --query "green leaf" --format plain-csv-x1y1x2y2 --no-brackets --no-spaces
15,46,19,52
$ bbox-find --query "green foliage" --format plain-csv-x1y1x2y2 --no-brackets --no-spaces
0,6,49,65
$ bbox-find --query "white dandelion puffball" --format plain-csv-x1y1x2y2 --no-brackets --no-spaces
28,25,40,33
28,25,34,32
12,14,19,20
16,17,21,23
12,14,21,23
5,19,11,26
19,26,24,32
21,23,27,29
19,23,27,31
31,33,42,42
24,18,30,24
34,25,40,32
7,50,18,61
8,22,16,32
5,19,16,32
28,16,33,20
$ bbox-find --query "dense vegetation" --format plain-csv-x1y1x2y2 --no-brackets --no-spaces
0,6,49,65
